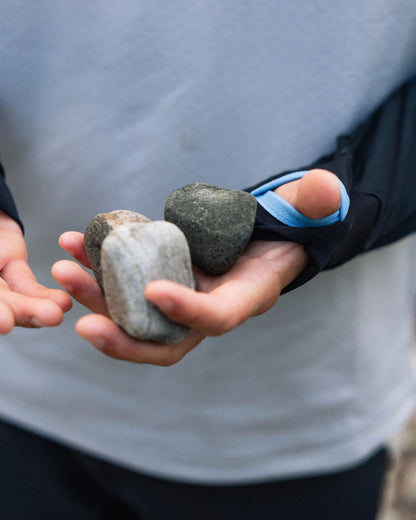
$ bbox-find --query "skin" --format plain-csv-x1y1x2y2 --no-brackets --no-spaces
0,210,72,332
49,168,341,366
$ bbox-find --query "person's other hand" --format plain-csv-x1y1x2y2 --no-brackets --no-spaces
0,211,72,332
52,169,340,365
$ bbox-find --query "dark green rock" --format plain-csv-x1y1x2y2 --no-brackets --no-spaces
164,183,257,275
84,210,151,288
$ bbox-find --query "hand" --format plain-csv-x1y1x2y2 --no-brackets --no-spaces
0,211,72,332
52,169,340,365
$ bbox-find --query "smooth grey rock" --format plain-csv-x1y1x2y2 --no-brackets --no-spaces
84,210,151,288
164,183,257,275
101,221,194,344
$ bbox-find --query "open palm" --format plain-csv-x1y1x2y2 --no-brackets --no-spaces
52,234,306,365
52,169,340,365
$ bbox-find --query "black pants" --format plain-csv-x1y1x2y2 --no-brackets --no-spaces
0,419,388,520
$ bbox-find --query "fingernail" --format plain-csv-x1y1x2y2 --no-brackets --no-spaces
30,317,43,328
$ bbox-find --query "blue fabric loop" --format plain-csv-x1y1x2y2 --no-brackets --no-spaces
251,170,350,228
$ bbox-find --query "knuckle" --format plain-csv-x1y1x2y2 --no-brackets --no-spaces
211,314,238,336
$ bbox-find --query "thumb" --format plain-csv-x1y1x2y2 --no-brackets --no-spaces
274,169,341,219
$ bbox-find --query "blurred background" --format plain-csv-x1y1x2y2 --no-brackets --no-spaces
378,335,416,520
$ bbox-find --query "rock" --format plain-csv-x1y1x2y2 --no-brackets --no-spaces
84,210,151,288
101,221,194,344
164,183,257,275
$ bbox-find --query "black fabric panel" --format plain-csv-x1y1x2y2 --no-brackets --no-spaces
247,150,381,292
327,192,379,268
0,159,24,233
246,75,416,292
348,78,416,249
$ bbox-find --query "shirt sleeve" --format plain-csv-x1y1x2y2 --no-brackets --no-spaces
246,76,416,292
0,156,24,233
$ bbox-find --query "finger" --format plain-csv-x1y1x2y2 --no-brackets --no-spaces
145,279,261,336
275,169,341,219
76,314,204,366
0,300,15,333
0,285,65,327
52,260,108,315
297,169,341,218
147,240,308,335
59,231,91,268
1,259,72,312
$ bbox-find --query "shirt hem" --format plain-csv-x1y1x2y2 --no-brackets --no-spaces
0,387,414,485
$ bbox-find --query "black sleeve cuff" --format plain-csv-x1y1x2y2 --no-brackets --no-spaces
245,145,380,292
0,160,24,233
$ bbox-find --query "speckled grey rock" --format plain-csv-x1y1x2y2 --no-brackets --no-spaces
101,221,194,344
164,183,257,275
84,210,151,288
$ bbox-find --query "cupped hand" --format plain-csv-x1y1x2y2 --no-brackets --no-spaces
0,211,72,332
52,169,340,365
52,233,307,365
